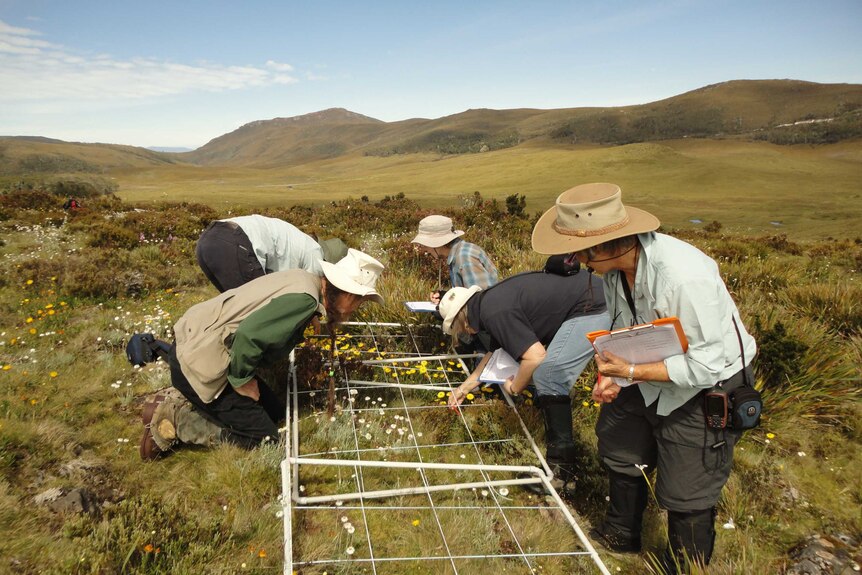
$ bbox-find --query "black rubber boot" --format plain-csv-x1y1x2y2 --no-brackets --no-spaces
590,470,648,553
660,508,716,574
536,394,577,497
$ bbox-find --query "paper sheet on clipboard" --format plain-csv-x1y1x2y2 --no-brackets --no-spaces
479,348,519,384
586,317,688,387
404,301,437,313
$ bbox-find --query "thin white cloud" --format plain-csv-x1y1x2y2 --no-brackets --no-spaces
0,19,298,105
266,60,294,72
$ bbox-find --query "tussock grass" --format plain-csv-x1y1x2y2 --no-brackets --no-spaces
0,192,859,573
111,138,862,241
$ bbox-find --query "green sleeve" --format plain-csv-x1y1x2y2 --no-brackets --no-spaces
227,293,318,389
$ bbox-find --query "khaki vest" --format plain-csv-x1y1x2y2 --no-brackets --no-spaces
174,270,323,403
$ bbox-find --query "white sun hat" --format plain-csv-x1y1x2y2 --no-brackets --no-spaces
411,215,465,248
319,248,385,305
437,285,482,334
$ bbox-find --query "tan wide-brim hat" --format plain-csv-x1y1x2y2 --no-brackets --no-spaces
438,285,482,334
320,248,385,305
411,215,465,248
531,183,660,255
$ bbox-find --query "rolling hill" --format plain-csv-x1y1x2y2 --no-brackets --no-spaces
179,79,862,167
2,79,860,173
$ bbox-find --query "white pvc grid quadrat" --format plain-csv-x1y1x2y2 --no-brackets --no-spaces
281,321,610,575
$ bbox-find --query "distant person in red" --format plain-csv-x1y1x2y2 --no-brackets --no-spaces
195,214,347,292
62,197,80,210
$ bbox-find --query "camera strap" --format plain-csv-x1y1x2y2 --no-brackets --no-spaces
731,315,750,387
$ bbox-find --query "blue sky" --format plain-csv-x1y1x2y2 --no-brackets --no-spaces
1,0,860,149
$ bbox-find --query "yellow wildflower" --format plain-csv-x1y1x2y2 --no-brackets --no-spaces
26,279,33,285
466,393,474,400
258,549,267,558
45,303,54,309
2,365,11,371
437,392,445,398
412,519,420,526
26,317,33,324
48,310,55,316
50,371,58,378
29,328,36,335
766,432,775,439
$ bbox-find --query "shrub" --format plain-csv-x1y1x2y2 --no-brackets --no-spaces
752,316,809,389
87,223,139,249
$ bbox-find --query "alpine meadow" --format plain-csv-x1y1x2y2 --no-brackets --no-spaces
0,80,860,574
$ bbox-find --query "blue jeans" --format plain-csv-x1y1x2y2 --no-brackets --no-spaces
532,311,610,397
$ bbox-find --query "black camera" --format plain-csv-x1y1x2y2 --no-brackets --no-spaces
704,389,729,429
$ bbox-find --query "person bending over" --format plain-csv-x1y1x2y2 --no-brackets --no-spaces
440,270,608,496
196,214,347,292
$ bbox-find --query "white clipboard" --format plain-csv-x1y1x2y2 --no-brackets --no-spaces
587,317,688,387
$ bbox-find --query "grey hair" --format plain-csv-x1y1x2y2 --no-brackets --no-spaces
583,234,639,259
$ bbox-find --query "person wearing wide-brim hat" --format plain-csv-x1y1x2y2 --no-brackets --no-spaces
139,249,384,460
438,269,609,497
533,183,757,573
196,214,348,293
411,214,499,305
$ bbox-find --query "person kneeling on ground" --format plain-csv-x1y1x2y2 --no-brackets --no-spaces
140,248,384,459
440,270,608,496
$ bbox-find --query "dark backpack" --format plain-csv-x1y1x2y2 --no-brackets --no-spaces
126,333,172,366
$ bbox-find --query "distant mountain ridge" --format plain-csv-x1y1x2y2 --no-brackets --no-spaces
2,80,860,175
180,80,862,167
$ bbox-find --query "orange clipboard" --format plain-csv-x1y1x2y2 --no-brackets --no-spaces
586,316,688,355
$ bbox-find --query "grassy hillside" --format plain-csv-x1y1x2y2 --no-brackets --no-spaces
113,138,862,241
7,79,851,172
0,137,180,175
0,193,859,574
185,80,862,164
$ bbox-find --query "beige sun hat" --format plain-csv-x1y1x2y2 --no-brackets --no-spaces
411,215,465,248
531,183,660,255
319,248,385,305
438,285,482,334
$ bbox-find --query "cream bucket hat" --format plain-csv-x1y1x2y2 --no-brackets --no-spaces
437,285,482,334
411,215,465,248
319,248,385,305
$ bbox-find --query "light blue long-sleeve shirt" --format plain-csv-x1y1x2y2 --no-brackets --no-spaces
602,232,757,416
226,215,325,276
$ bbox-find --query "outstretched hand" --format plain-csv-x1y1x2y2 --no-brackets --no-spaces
448,386,470,410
